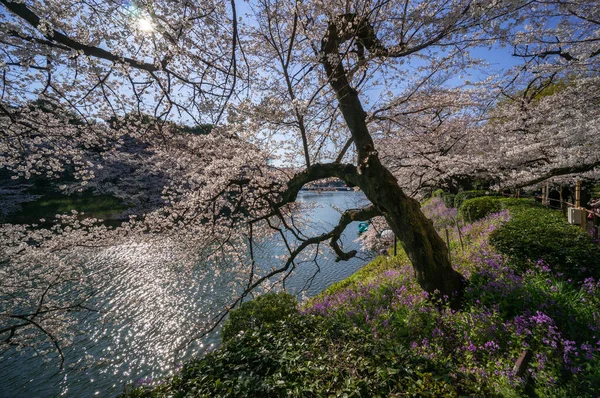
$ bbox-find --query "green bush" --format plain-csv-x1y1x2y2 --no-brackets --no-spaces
122,310,491,397
432,189,444,198
442,193,456,209
453,190,502,209
459,196,502,223
221,292,298,343
490,201,600,279
453,190,488,209
431,189,456,209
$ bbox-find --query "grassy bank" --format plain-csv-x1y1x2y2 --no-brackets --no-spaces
122,198,600,397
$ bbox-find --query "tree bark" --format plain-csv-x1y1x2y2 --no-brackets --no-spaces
357,156,465,298
321,14,465,300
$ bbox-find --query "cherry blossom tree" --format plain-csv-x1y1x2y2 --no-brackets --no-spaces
6,0,595,365
0,0,250,363
475,74,600,189
511,0,600,74
377,73,600,196
479,0,600,188
373,85,488,195
375,0,600,194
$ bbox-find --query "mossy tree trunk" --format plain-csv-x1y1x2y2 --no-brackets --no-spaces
318,14,465,300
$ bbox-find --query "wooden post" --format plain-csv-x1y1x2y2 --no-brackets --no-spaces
559,184,563,204
393,234,397,256
559,184,564,214
455,219,464,252
576,180,586,232
445,228,452,264
513,350,533,377
541,185,547,206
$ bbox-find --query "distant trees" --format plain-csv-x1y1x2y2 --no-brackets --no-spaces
474,74,600,189
380,74,600,195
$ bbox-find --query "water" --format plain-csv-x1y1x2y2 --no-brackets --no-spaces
0,191,372,397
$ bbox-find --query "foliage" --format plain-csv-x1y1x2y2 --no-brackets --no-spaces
303,205,600,397
124,202,600,397
459,196,502,223
432,189,456,210
221,292,298,343
310,247,409,302
490,200,600,280
122,296,490,398
453,190,495,209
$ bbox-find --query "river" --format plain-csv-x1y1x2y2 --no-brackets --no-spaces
0,191,373,397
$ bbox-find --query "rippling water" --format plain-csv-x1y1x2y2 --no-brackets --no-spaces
1,191,372,397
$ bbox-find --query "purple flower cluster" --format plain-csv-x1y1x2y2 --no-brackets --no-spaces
306,264,428,332
304,208,600,395
421,197,458,229
134,376,153,387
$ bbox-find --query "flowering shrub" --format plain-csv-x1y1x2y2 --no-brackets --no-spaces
307,202,600,396
422,197,458,229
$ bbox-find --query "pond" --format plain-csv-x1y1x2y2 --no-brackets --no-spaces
1,191,373,397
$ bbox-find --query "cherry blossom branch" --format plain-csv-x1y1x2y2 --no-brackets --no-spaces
214,0,239,124
277,163,360,205
329,205,379,261
334,137,354,163
513,161,600,189
178,203,379,350
1,0,163,73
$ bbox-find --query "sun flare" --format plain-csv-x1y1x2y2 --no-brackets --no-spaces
138,18,153,32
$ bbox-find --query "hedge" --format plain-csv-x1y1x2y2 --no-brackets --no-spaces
458,196,502,222
490,199,600,280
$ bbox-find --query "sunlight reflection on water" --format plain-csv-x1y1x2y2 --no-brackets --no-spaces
1,191,372,397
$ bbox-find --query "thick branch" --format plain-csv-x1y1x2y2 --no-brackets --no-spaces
513,45,600,62
278,163,359,205
330,12,464,60
1,0,162,72
329,205,379,261
513,161,600,189
321,14,465,300
335,137,354,163
321,18,375,162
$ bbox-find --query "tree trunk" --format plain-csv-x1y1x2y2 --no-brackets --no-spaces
357,156,465,300
327,82,466,299
321,15,465,301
